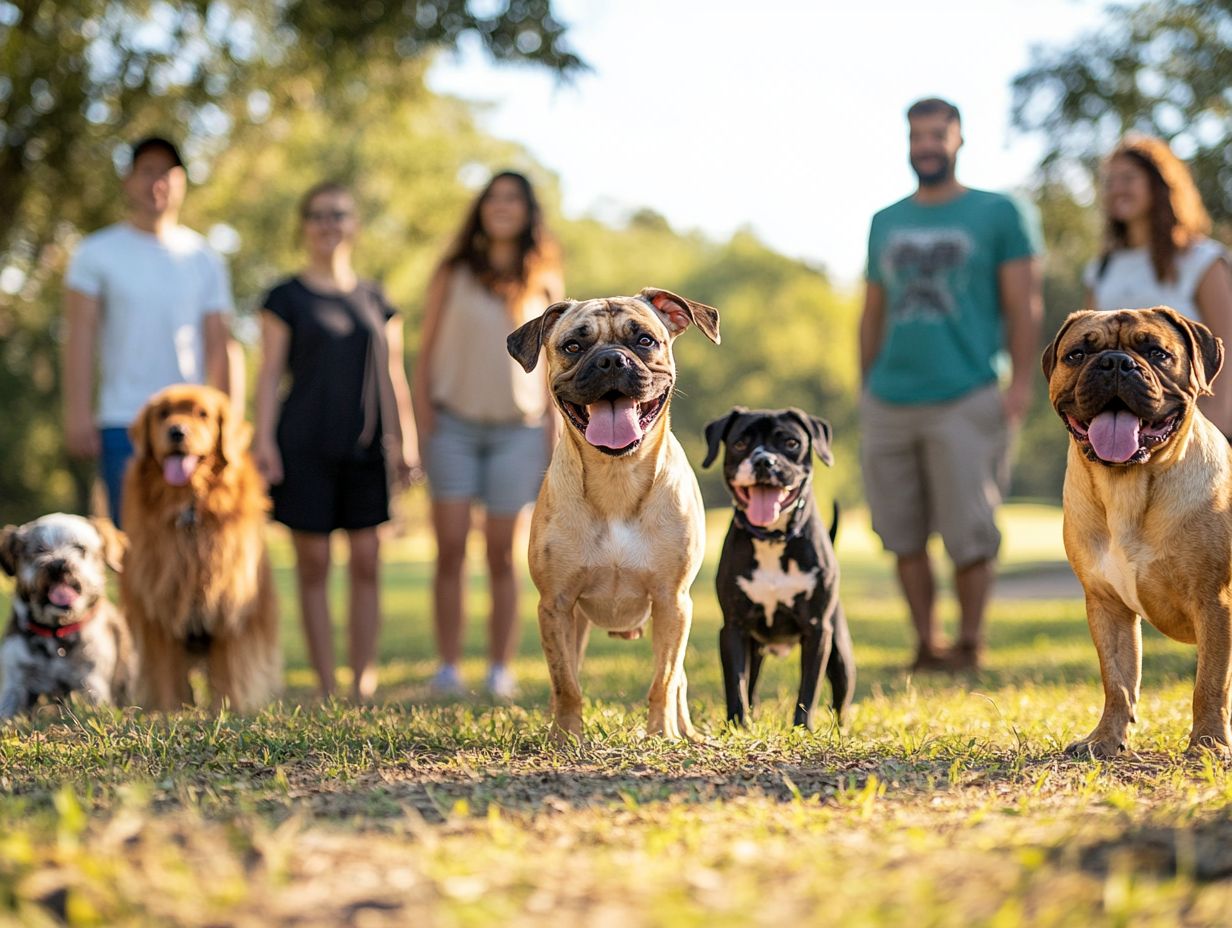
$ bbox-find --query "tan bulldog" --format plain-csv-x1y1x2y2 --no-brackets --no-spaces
1042,306,1231,757
507,288,720,740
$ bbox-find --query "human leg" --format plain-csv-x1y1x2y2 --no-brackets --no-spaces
292,531,335,697
99,427,133,527
859,392,935,664
431,500,472,684
927,385,1008,668
346,527,381,700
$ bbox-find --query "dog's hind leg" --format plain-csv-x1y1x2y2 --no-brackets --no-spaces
826,602,856,725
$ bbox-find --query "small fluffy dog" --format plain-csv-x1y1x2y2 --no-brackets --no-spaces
0,514,134,718
122,384,280,712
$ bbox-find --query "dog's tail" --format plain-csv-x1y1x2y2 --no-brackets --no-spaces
829,500,840,546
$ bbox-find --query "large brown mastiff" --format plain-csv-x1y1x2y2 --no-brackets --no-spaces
1042,306,1231,758
507,288,720,740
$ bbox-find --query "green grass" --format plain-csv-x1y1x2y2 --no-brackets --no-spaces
1,502,1230,926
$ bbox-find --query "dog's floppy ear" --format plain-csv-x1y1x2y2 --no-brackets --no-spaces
786,408,834,467
128,399,155,462
217,395,253,466
507,300,573,373
702,407,746,468
641,288,721,344
0,524,21,577
88,517,127,574
1041,310,1094,381
1153,305,1224,396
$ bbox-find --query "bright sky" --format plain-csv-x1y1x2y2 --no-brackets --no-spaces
428,0,1112,287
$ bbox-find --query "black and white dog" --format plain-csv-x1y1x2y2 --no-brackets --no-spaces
0,514,134,719
703,407,855,730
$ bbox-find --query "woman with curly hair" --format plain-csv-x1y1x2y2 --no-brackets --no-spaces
1085,134,1232,434
413,171,564,698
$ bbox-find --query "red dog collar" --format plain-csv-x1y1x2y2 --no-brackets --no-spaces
22,606,98,640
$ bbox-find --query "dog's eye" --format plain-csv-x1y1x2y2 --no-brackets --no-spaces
636,334,657,349
1148,347,1171,364
563,341,582,354
197,408,209,419
1064,349,1086,363
732,439,748,452
784,438,801,451
157,408,170,421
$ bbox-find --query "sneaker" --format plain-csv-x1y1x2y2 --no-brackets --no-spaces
429,664,464,696
485,665,518,700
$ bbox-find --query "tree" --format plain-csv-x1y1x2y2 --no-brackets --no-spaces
0,0,580,521
1011,0,1232,224
1007,0,1232,500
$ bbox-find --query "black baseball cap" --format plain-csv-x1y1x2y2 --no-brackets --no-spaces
129,135,184,169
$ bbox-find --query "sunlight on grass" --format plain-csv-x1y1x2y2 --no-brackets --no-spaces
0,501,1228,925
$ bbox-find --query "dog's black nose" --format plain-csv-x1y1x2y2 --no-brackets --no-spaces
1099,351,1138,374
167,424,186,443
46,558,68,577
751,449,777,472
594,350,631,371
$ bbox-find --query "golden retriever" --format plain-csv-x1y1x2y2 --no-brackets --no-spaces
121,384,280,711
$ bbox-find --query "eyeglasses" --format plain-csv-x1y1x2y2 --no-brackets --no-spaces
304,210,354,223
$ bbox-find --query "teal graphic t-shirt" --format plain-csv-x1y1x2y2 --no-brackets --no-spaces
865,188,1042,404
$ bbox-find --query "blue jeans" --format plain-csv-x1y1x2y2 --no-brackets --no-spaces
100,427,133,527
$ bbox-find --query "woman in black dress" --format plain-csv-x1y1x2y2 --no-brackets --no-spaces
254,181,419,700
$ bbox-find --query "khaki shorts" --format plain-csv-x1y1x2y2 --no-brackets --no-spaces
859,384,1009,567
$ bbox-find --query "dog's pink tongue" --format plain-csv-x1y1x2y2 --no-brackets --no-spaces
48,583,79,607
747,486,787,527
163,454,199,486
1087,411,1142,463
585,397,641,449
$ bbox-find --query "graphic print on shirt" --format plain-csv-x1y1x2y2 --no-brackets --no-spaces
881,228,973,321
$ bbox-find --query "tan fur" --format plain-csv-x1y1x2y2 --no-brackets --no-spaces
1044,307,1232,757
509,289,719,741
121,385,280,712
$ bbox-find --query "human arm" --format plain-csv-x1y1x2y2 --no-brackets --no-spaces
858,281,886,385
998,256,1044,426
385,316,422,487
62,289,101,458
203,311,234,400
411,265,451,441
253,311,289,485
1194,257,1232,435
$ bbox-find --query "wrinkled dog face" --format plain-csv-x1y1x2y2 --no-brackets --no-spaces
507,288,720,457
1042,307,1223,467
0,515,121,628
545,299,677,456
703,408,833,528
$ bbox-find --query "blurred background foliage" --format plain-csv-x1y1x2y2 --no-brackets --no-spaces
4,0,1232,521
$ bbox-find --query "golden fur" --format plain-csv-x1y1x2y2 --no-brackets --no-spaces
1043,306,1231,757
508,288,720,741
121,385,280,712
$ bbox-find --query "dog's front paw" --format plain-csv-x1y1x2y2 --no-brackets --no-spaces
550,714,585,745
1065,733,1126,760
1186,731,1232,758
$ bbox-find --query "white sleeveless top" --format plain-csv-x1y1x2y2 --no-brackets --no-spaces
428,266,550,424
1083,238,1227,320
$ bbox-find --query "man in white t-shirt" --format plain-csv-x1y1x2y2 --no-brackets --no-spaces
63,136,235,525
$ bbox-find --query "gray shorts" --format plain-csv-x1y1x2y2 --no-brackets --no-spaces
859,384,1009,567
424,408,548,515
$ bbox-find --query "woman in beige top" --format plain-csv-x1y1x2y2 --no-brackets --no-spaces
413,172,563,699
